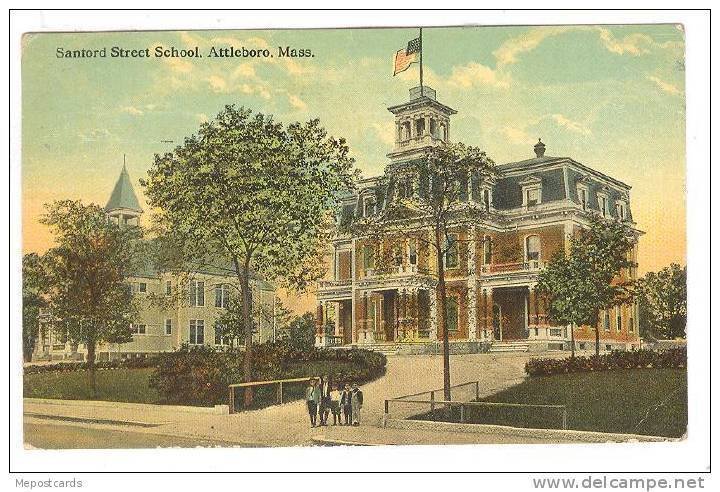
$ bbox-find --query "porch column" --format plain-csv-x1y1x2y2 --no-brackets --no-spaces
467,227,478,341
428,287,438,340
335,301,341,337
315,301,325,346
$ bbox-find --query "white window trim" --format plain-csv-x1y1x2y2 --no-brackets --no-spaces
190,280,205,307
524,234,541,263
577,183,589,211
131,323,147,335
164,319,172,336
189,319,205,345
597,191,610,217
522,185,542,207
615,199,628,220
443,233,460,270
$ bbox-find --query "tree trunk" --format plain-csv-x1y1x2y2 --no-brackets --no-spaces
434,226,451,402
86,339,97,398
240,258,254,407
595,326,600,356
570,323,575,358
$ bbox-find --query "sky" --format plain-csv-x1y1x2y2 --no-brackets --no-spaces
22,25,686,306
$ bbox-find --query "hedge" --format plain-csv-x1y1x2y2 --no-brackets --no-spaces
525,347,686,377
148,342,387,406
24,356,160,375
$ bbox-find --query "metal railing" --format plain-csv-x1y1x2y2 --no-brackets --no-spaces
384,380,568,430
480,260,544,274
228,376,319,414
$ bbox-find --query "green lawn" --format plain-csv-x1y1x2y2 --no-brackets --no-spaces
24,360,372,409
24,368,162,404
415,369,687,438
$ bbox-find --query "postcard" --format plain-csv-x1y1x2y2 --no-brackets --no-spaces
19,22,690,456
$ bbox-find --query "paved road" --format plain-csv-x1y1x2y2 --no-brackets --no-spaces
24,352,538,448
24,421,249,449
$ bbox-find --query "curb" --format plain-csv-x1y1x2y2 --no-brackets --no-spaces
25,412,167,428
384,419,677,443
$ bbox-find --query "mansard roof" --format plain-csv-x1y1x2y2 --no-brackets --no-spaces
105,164,142,213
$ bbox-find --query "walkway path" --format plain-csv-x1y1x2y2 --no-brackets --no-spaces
24,352,548,448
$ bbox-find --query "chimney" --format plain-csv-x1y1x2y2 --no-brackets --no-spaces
534,138,546,158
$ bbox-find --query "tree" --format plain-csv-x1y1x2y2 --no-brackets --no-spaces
141,105,355,404
536,214,636,356
22,253,47,362
39,200,143,394
355,142,496,400
282,312,316,351
636,263,687,340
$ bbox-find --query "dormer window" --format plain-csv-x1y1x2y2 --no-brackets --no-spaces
520,176,542,208
616,199,628,221
597,191,609,217
363,196,376,217
577,184,589,211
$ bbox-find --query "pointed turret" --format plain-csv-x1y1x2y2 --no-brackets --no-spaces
106,162,142,227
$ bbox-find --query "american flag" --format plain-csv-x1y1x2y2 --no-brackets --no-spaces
393,37,421,76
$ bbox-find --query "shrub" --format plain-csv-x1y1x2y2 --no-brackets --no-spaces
525,347,686,377
148,342,386,406
24,356,160,375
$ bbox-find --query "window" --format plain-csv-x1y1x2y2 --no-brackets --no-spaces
131,324,146,335
164,319,172,335
483,189,491,211
526,188,540,206
598,193,609,217
214,323,229,346
578,185,589,211
629,314,635,334
189,280,205,307
215,284,230,308
392,245,403,267
446,296,459,333
415,118,425,136
616,306,622,332
549,328,562,337
525,235,541,262
138,282,147,293
616,201,627,220
408,240,417,266
165,280,172,296
483,236,492,265
189,319,205,345
363,244,375,271
444,234,459,269
603,311,610,332
363,196,376,217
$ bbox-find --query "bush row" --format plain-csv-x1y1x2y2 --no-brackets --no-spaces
24,356,160,375
148,341,387,406
525,347,687,377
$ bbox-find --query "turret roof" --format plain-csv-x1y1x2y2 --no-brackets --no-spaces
105,164,142,213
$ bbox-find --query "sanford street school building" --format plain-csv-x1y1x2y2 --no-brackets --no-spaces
315,86,640,354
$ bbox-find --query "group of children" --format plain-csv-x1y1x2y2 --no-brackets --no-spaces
305,377,363,428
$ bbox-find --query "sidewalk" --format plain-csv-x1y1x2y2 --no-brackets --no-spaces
24,353,571,448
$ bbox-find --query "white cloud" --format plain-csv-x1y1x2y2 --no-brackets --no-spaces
548,113,592,135
196,113,209,123
493,27,570,66
287,94,307,110
646,75,682,95
501,125,535,145
596,28,653,56
447,62,510,89
119,106,143,115
206,75,228,93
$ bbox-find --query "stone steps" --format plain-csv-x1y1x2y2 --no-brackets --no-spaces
488,341,530,353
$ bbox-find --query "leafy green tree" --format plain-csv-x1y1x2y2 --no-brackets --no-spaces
39,200,143,394
636,263,687,340
537,215,636,356
141,105,355,404
22,253,47,362
281,312,316,351
355,142,496,400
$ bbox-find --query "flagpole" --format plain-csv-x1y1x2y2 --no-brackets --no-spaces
419,27,424,97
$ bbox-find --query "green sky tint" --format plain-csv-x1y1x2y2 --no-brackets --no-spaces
22,25,686,274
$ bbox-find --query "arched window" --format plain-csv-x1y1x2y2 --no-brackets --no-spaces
525,235,541,262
